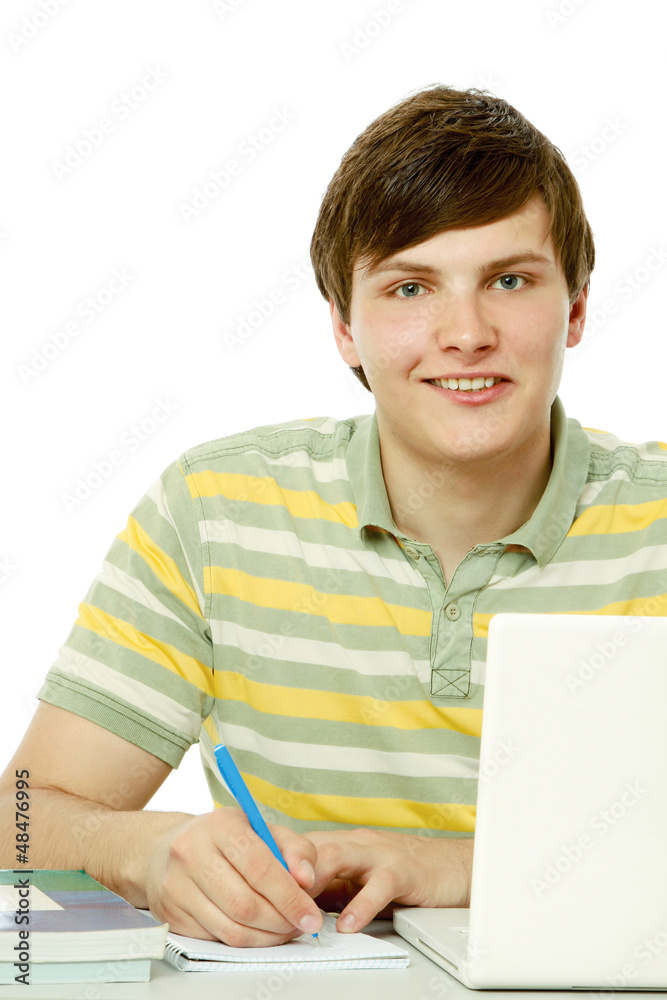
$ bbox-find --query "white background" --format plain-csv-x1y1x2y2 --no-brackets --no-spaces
1,0,664,814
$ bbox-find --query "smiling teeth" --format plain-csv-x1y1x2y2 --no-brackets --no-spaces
429,376,503,391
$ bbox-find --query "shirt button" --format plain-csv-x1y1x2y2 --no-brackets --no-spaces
445,603,461,621
403,545,420,559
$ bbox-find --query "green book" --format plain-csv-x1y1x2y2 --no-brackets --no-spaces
0,870,167,985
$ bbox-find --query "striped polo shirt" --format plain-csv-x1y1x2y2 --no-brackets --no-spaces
38,396,667,838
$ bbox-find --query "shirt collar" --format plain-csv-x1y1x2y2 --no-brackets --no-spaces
346,396,591,567
346,410,397,533
499,397,591,566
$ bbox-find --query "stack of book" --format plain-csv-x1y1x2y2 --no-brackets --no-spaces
0,869,167,985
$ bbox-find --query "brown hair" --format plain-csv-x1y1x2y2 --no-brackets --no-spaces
310,83,595,391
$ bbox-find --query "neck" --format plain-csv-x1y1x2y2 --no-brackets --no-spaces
382,428,552,559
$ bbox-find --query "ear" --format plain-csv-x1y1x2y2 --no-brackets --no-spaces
330,299,361,367
566,285,588,348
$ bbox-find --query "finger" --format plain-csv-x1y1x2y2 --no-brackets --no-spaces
227,831,323,936
336,865,406,933
192,850,300,936
309,838,376,893
272,826,318,891
163,813,300,936
159,889,304,948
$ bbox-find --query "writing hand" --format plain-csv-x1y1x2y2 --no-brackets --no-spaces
145,807,322,946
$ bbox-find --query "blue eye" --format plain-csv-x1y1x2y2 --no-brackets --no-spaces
493,274,525,291
395,282,425,298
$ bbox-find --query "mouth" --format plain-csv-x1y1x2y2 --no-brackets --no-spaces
425,376,506,393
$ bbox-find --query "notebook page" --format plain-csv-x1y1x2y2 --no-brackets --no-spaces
162,913,409,971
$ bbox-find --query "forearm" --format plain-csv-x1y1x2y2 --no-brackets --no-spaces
0,788,192,907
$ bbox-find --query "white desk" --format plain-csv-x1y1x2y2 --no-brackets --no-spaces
0,921,655,999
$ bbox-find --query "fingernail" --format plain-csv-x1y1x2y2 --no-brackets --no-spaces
300,914,321,935
338,913,356,933
298,859,315,886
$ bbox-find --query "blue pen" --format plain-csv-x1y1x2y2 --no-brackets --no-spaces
213,743,320,941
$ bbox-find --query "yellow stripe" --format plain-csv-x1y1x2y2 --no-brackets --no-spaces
473,613,493,639
216,773,475,832
217,671,481,735
118,516,201,617
575,594,667,617
202,716,218,746
76,603,214,696
568,499,667,537
206,566,431,635
185,471,358,527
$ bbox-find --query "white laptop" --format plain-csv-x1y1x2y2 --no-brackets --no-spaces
394,613,667,990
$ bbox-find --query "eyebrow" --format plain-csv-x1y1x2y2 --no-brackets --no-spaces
362,250,554,281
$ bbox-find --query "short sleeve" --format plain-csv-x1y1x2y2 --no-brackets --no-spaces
37,458,214,768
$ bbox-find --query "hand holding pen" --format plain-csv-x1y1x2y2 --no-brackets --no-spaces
213,743,322,942
144,749,323,947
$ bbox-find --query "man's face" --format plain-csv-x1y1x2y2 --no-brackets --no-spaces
331,194,587,474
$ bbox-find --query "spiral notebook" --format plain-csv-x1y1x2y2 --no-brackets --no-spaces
163,912,409,971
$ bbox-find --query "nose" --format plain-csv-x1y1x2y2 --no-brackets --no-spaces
431,291,498,358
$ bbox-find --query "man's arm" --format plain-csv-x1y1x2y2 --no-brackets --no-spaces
0,702,190,899
0,703,322,946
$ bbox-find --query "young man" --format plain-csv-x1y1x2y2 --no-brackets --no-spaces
5,82,661,950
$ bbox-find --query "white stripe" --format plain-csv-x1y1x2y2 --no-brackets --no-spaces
487,544,667,591
210,622,485,696
242,447,351,484
92,560,192,628
146,477,206,615
210,619,429,676
204,724,480,780
586,429,667,462
201,520,426,587
576,469,633,508
636,442,667,461
249,416,340,440
469,658,485,687
53,648,203,741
